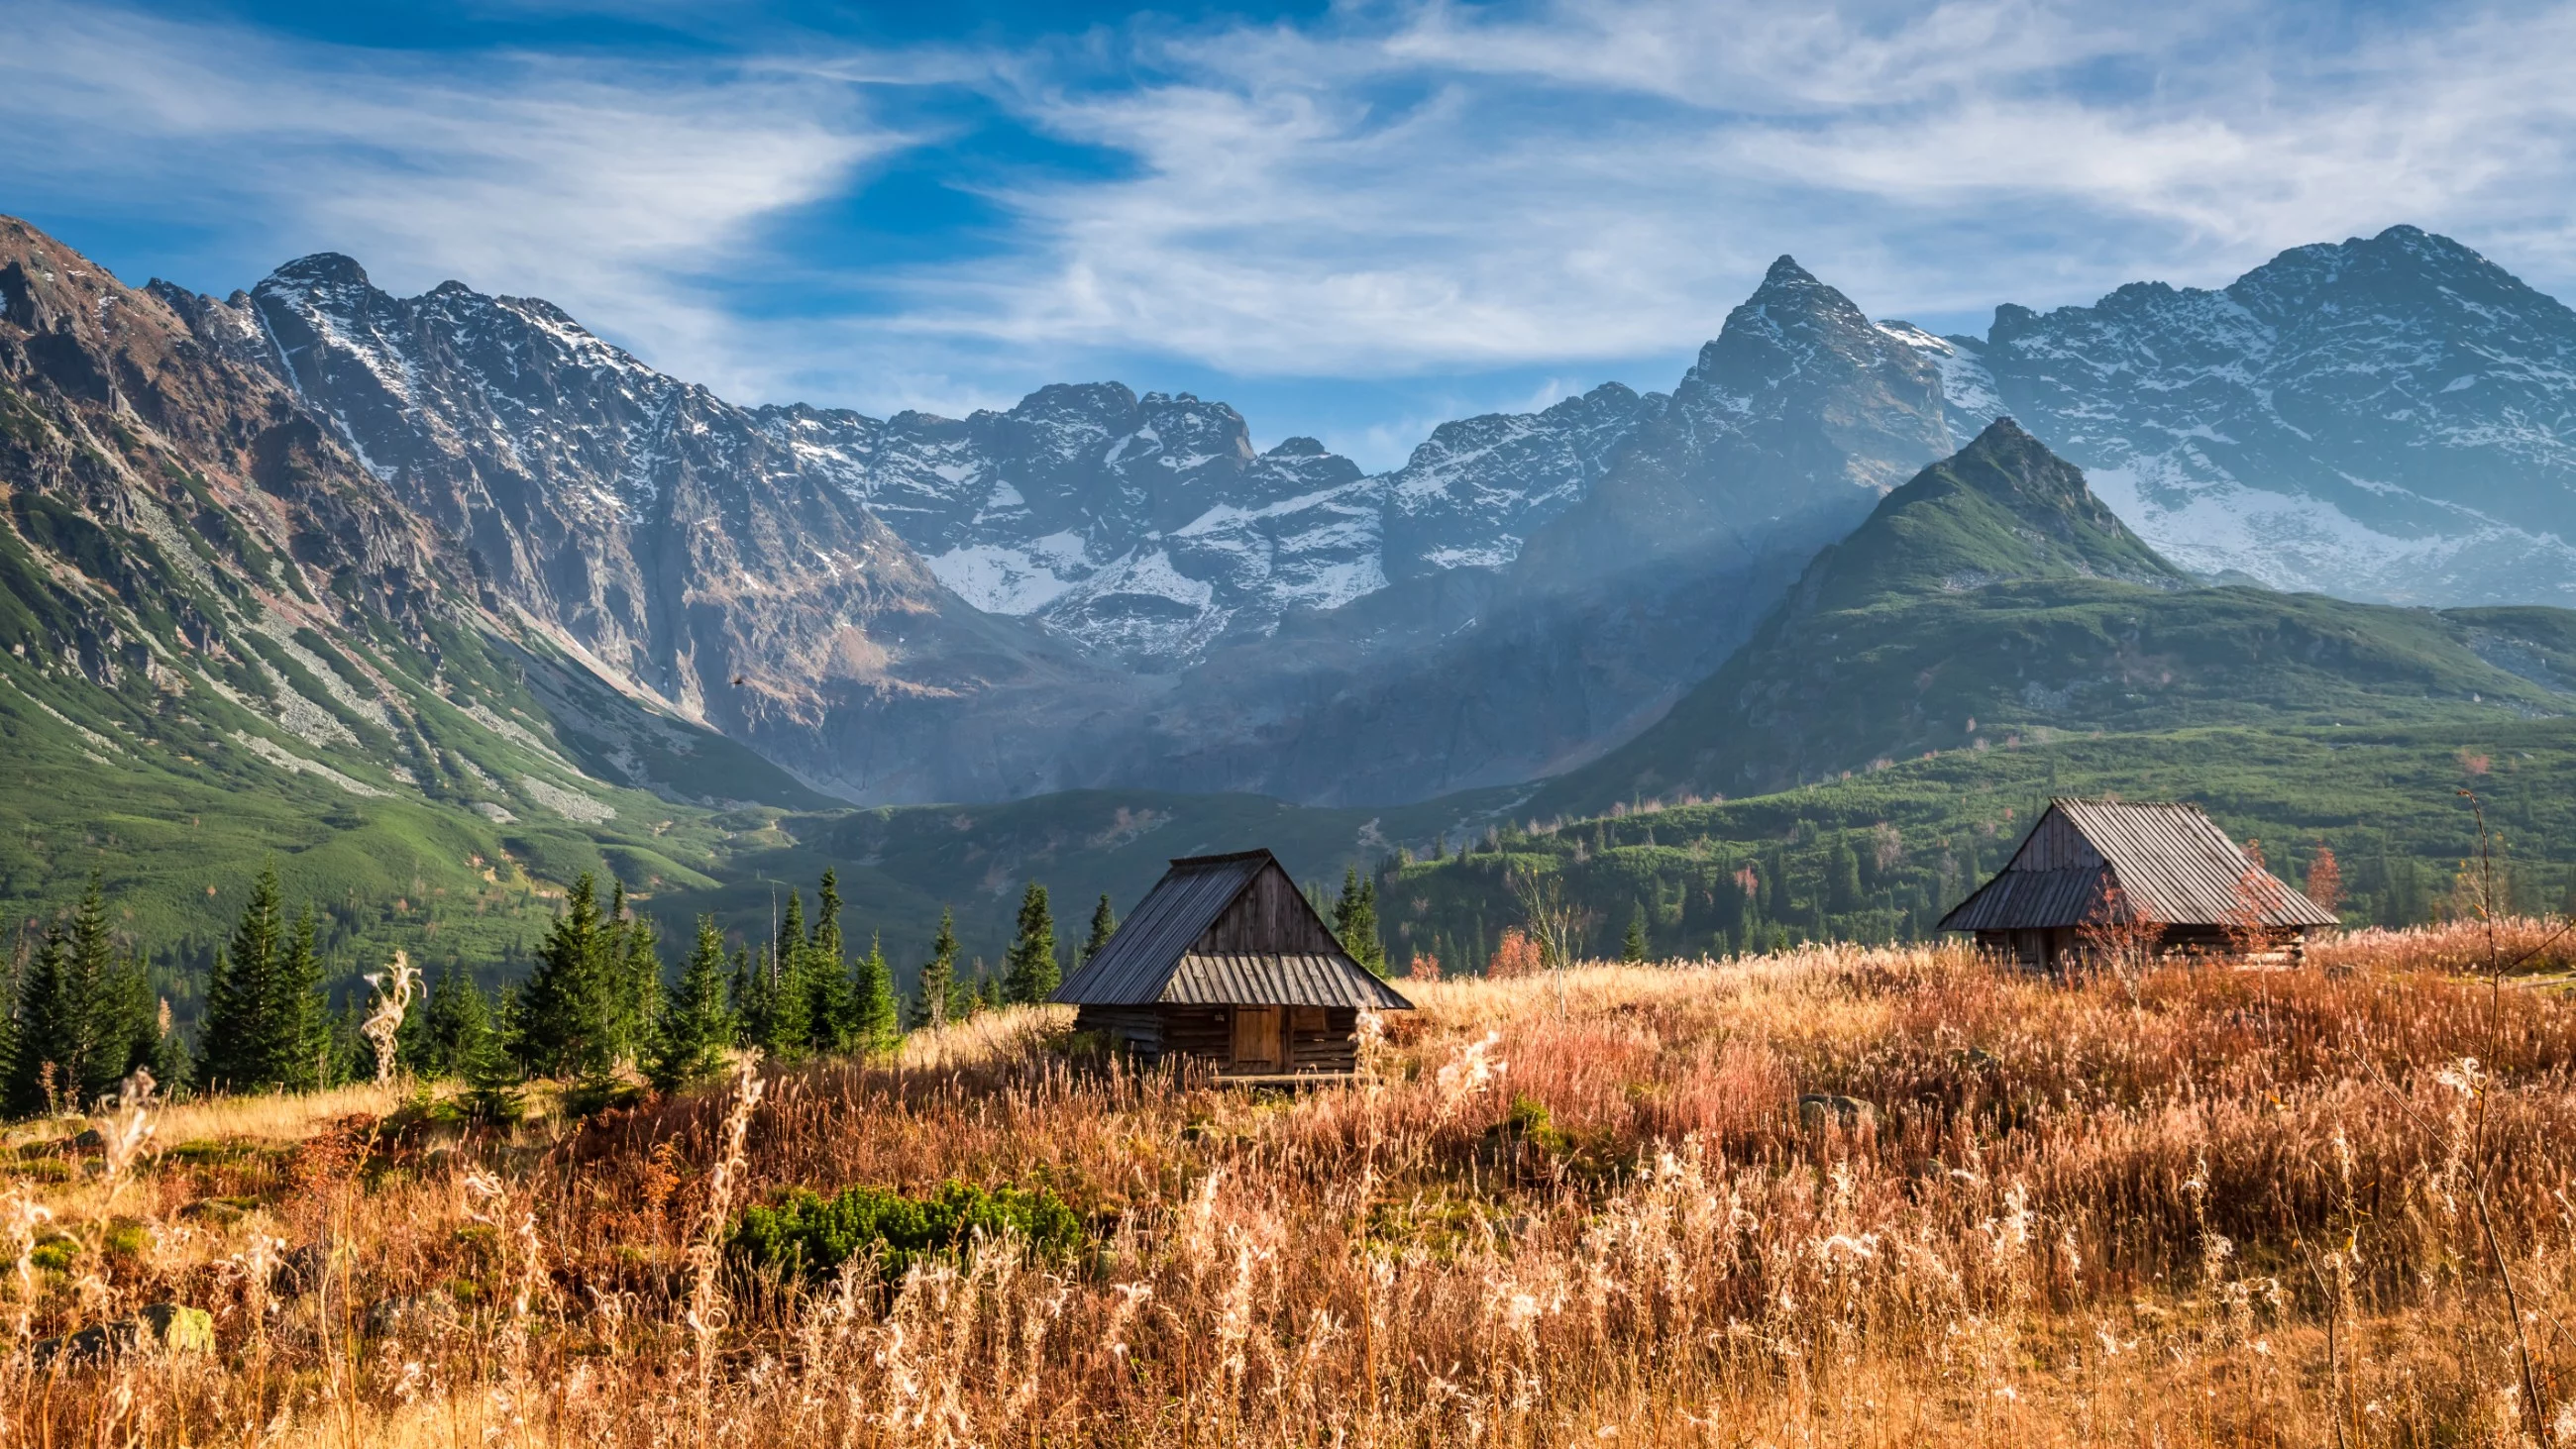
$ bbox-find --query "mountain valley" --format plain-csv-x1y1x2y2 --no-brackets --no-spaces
5,210,2576,1001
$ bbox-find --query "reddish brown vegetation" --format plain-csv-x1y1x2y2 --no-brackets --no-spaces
9,940,2576,1444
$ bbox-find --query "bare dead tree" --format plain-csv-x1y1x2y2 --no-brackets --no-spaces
1508,867,1594,1017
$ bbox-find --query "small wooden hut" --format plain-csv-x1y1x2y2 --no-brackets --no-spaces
1051,849,1412,1079
1938,797,2337,970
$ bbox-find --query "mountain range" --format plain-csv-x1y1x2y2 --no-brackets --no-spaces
5,208,2576,973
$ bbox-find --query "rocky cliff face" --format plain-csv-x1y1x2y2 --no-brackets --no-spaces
0,216,822,832
234,254,1129,801
754,387,1381,669
1925,226,2576,606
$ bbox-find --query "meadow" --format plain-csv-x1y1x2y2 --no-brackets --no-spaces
9,925,2576,1446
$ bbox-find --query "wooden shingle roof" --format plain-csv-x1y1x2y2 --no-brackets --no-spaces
1939,798,2338,932
1051,850,1414,1010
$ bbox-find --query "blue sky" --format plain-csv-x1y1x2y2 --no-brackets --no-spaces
7,0,2575,468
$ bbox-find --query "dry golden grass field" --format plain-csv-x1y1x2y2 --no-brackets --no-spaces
10,922,2576,1447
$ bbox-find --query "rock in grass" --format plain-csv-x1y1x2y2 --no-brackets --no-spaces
35,1303,215,1363
1796,1093,1876,1128
272,1242,331,1298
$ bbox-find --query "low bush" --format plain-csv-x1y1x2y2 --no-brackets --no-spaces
729,1180,1081,1279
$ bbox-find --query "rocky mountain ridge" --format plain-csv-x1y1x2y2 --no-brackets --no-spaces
17,213,2573,812
220,244,1959,803
1923,225,2576,606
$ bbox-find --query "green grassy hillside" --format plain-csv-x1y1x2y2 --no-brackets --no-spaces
1533,419,2576,816
1389,717,2576,970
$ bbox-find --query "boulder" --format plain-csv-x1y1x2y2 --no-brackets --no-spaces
34,1303,214,1363
1796,1093,1877,1129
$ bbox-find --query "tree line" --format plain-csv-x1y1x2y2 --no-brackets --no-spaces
0,867,1121,1118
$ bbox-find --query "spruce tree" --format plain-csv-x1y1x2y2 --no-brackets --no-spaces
1333,868,1386,976
1622,904,1650,964
762,891,813,1057
4,931,82,1116
807,871,850,1052
730,946,769,1045
611,894,662,1067
912,909,958,1029
65,875,123,1100
602,882,662,1065
198,866,288,1092
416,963,493,1080
848,931,900,1056
0,941,18,1109
515,874,614,1078
1828,844,1863,914
461,984,526,1124
1082,893,1118,965
1002,883,1059,1005
96,953,160,1090
648,916,734,1092
275,907,327,1091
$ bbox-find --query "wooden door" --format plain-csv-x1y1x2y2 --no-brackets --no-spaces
1231,1006,1283,1072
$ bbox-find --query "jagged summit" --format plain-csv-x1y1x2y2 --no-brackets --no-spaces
1761,254,1821,287
265,252,372,289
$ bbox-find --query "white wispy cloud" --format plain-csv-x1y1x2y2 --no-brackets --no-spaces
0,0,899,398
6,0,2574,458
910,0,2576,373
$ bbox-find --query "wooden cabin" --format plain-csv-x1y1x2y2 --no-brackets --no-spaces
1052,849,1412,1080
1938,797,2338,970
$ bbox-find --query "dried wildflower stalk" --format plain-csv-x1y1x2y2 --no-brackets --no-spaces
361,949,421,1087
689,1050,765,1409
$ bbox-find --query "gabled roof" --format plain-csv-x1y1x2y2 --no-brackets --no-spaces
1052,849,1414,1010
1939,798,2338,932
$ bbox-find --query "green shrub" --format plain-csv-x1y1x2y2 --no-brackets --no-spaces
730,1181,1082,1280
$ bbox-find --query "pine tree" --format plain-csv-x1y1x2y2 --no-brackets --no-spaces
912,909,958,1029
1082,893,1118,965
64,874,124,1100
461,985,526,1124
415,963,493,1080
848,932,901,1056
648,916,734,1092
806,871,850,1052
198,866,290,1092
614,897,662,1066
275,907,327,1091
4,931,82,1116
1622,903,1650,963
601,882,662,1066
762,891,813,1057
515,874,615,1079
1333,868,1386,976
1003,882,1059,1005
